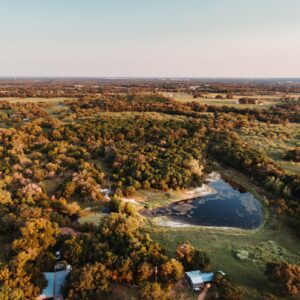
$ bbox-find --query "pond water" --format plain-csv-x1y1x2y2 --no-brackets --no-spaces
150,178,263,229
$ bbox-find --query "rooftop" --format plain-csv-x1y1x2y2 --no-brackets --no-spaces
38,265,71,300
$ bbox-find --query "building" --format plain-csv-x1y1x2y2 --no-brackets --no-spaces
38,265,72,300
185,270,225,291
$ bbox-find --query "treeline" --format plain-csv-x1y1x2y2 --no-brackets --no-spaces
67,96,300,123
0,101,49,121
1,78,300,98
206,129,300,235
207,130,300,200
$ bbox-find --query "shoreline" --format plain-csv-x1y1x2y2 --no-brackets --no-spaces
151,216,261,235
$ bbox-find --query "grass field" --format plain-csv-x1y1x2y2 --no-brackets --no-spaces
165,92,282,109
79,212,108,226
149,217,300,300
238,122,300,175
0,97,75,103
135,188,196,209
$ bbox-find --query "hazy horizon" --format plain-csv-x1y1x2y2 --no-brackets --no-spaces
1,0,300,77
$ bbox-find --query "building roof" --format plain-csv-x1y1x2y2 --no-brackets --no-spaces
38,266,71,300
185,270,226,286
185,270,214,284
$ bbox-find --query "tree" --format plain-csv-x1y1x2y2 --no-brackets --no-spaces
61,237,83,265
217,276,243,300
101,212,140,241
12,218,59,258
160,258,183,283
0,189,12,205
137,262,154,282
176,242,210,271
65,263,111,300
0,286,25,300
140,282,167,300
285,147,300,162
64,181,76,198
265,262,300,295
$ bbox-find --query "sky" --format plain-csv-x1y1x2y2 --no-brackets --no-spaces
0,0,300,77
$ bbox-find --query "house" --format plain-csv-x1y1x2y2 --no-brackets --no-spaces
185,270,225,291
38,265,72,300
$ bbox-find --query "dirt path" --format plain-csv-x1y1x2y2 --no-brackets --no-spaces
197,287,208,300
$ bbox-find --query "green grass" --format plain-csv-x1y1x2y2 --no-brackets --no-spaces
135,188,192,209
78,212,108,226
149,216,300,300
238,122,300,175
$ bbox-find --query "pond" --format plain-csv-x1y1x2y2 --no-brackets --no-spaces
147,176,263,229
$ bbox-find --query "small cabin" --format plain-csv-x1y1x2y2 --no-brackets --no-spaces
185,270,225,291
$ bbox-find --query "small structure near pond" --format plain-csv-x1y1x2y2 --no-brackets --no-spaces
185,270,225,291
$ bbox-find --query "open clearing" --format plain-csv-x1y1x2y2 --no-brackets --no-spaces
165,92,282,109
149,217,300,300
238,122,300,175
0,97,75,103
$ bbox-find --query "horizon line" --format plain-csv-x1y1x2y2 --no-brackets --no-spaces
1,76,300,80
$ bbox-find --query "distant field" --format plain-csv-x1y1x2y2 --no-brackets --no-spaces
0,97,75,103
165,92,282,109
239,122,300,175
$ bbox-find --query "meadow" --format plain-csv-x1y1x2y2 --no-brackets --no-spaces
238,122,300,175
165,92,282,109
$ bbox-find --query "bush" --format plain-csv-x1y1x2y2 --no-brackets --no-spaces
265,262,300,295
140,282,167,300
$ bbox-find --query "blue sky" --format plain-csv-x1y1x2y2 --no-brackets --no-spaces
0,0,300,77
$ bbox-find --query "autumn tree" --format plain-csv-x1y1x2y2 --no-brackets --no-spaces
265,262,300,295
140,282,167,300
176,242,210,271
65,263,112,300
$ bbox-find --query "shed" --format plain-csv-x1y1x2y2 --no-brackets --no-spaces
185,270,225,291
38,265,72,300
